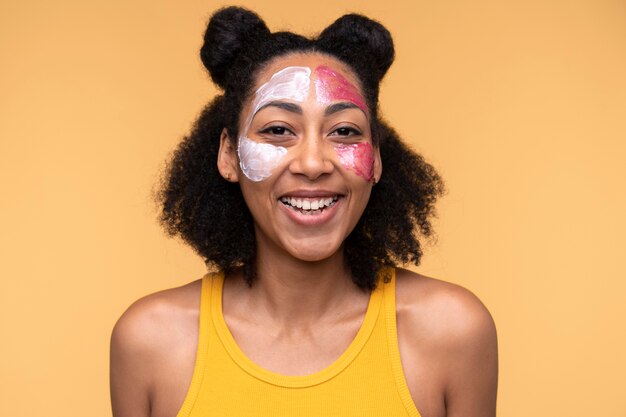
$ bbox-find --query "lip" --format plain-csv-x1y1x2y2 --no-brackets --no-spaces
278,189,343,199
278,194,344,226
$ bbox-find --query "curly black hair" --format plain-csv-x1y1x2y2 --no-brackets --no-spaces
157,7,445,291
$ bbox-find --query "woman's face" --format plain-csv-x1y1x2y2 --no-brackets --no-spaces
218,53,382,262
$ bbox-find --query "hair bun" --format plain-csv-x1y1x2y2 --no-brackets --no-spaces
200,7,271,89
317,14,395,84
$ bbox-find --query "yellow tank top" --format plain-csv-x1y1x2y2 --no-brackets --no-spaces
176,268,421,417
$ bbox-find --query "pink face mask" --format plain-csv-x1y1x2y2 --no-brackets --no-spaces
314,65,368,114
334,142,375,182
314,66,374,182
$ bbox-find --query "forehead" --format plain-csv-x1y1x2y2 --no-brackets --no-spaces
253,53,363,93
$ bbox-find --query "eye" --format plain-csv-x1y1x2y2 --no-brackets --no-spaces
330,126,362,137
259,125,294,136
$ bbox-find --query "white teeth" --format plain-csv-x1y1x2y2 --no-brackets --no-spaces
281,196,339,211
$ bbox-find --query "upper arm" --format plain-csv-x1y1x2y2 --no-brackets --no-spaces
440,288,498,417
110,297,162,417
396,270,498,417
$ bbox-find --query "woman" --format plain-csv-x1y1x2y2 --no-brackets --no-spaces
110,7,498,417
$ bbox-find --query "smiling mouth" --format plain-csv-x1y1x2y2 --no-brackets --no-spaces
279,196,339,215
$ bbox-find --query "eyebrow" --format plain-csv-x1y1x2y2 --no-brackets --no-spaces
254,101,303,116
253,100,365,118
324,102,362,116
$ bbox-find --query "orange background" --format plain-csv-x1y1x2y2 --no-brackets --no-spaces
1,1,625,416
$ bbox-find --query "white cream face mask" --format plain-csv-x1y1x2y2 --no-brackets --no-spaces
237,66,311,181
237,136,288,181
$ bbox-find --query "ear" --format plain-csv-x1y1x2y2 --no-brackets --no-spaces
373,145,383,185
217,129,240,182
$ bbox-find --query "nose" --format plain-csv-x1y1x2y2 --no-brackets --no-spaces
288,132,334,180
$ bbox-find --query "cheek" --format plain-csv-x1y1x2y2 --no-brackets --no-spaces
238,136,287,182
334,142,375,182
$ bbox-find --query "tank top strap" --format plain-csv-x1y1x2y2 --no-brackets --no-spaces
176,272,218,417
382,268,421,417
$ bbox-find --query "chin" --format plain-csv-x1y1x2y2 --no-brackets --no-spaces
287,247,339,263
284,237,344,263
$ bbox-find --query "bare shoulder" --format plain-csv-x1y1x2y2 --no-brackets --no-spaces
110,278,204,417
394,268,498,417
395,267,496,347
111,278,203,356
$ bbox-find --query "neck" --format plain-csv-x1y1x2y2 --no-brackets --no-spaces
226,240,367,329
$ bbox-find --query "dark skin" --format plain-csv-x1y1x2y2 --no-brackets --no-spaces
110,54,498,417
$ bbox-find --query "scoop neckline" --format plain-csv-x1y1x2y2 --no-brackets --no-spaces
210,271,383,388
